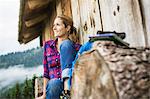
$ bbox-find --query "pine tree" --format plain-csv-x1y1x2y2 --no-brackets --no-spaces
15,82,21,99
23,77,33,99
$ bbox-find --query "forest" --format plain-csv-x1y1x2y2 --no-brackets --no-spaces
0,47,43,68
0,47,43,98
0,75,39,99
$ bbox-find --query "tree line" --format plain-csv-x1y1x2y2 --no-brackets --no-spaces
0,75,39,99
0,47,43,68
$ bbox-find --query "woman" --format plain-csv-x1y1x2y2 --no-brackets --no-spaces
37,15,81,99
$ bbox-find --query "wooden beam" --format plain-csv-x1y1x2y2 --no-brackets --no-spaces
25,13,48,27
22,31,40,39
22,32,40,44
24,25,42,33
27,0,51,10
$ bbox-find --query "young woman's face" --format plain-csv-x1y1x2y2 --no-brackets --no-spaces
53,18,69,37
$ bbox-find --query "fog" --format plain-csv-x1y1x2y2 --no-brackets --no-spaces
0,65,43,89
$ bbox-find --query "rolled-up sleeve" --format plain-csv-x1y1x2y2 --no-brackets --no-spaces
60,40,76,80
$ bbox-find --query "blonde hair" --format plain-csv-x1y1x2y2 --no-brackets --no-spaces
56,15,80,43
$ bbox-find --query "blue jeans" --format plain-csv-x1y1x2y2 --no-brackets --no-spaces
46,40,76,99
46,79,63,99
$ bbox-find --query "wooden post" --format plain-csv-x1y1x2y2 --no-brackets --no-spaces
34,77,43,98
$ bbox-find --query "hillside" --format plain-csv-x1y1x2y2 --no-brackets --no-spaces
0,47,43,68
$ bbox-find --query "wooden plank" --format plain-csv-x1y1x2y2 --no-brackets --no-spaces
23,31,39,39
27,0,51,10
24,24,42,33
43,19,52,43
56,0,63,15
24,6,49,21
99,0,146,47
43,14,56,42
60,0,72,17
25,13,48,27
42,1,57,43
34,77,43,98
76,0,102,43
56,0,72,17
22,32,40,44
140,0,150,46
71,0,82,43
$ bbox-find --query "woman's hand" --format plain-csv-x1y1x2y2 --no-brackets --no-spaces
64,78,70,90
61,90,71,99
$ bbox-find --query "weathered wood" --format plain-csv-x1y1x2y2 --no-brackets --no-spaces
99,0,146,47
24,0,49,21
42,0,57,45
23,24,43,34
34,41,150,99
22,31,39,39
75,0,102,43
61,0,72,17
43,12,56,43
21,35,39,44
140,0,150,46
71,41,150,99
35,77,43,98
71,0,82,43
56,0,72,17
71,0,102,44
28,0,51,10
71,49,118,99
18,0,53,44
25,13,48,27
56,0,63,15
19,0,150,47
94,41,150,99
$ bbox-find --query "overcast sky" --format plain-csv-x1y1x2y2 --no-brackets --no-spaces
0,0,39,55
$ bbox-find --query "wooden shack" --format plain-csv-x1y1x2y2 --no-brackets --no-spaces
18,0,150,47
18,0,150,99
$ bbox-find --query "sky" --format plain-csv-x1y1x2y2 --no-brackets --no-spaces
0,0,39,55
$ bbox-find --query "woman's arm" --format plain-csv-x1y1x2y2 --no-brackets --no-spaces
42,77,49,98
60,40,76,90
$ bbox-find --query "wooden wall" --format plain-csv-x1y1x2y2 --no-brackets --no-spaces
140,0,150,46
71,0,102,44
71,0,150,47
99,0,146,47
42,1,56,44
42,0,72,44
43,0,150,47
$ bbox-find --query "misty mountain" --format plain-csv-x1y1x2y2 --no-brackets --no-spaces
0,65,42,99
0,47,43,69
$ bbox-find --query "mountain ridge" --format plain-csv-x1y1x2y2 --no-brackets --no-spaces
0,47,43,69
